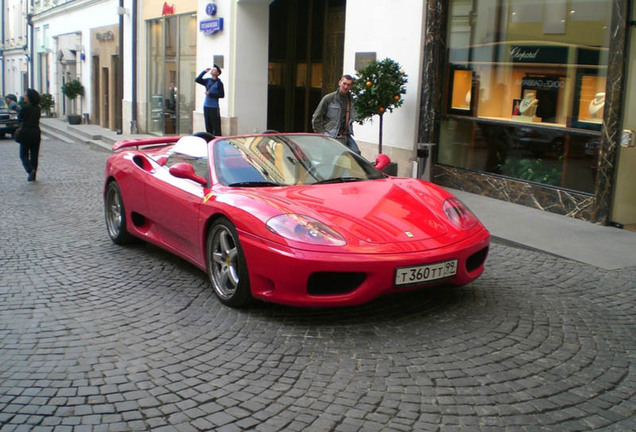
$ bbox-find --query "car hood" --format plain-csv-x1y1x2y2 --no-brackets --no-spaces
234,178,457,246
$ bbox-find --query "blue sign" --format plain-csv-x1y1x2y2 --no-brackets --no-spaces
205,3,217,16
200,18,223,35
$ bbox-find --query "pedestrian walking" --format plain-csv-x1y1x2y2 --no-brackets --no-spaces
195,65,225,136
16,89,42,182
311,74,361,155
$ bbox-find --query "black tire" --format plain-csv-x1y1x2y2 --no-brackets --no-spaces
206,217,252,307
104,181,134,245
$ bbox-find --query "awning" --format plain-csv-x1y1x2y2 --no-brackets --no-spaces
57,48,76,65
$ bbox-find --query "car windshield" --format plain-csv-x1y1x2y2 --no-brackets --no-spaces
213,134,385,186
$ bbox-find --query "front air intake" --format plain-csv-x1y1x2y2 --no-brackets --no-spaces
466,246,489,272
307,272,366,295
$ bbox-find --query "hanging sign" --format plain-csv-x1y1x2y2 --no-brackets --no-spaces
200,18,223,35
206,3,217,16
200,2,223,35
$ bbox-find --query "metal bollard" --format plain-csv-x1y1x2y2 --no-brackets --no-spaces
417,143,435,181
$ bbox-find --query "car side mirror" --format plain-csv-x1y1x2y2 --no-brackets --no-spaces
169,163,207,185
374,154,391,171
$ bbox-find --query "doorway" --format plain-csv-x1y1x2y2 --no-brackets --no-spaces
102,67,110,127
267,0,346,132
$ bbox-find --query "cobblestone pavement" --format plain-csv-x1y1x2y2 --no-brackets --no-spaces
0,137,635,431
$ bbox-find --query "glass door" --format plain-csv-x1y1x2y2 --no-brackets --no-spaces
147,13,197,135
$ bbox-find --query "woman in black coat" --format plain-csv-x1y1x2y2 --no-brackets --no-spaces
17,89,41,182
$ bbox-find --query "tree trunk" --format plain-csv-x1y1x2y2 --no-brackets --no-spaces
378,113,384,154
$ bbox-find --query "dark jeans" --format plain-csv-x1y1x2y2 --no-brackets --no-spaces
203,106,222,136
336,134,361,155
20,140,40,174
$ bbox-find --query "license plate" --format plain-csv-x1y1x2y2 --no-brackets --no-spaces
394,259,458,286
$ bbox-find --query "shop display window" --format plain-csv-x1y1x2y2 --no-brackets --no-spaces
440,0,612,193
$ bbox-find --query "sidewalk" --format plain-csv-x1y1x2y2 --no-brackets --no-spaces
451,189,636,271
39,117,636,271
40,117,152,151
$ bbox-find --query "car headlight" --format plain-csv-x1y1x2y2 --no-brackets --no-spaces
10,113,18,120
266,214,346,246
443,197,478,230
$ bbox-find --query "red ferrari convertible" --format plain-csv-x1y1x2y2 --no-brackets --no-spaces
104,133,489,307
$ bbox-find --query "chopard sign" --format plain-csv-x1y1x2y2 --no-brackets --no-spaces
510,47,539,61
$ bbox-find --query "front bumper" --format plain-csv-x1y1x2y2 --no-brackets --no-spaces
0,120,20,134
240,228,490,307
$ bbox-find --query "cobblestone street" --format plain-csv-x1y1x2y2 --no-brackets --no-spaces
0,137,634,431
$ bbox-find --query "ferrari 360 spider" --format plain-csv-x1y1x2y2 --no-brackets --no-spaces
104,133,489,307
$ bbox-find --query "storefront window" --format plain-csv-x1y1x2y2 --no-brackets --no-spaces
439,0,611,193
147,13,196,136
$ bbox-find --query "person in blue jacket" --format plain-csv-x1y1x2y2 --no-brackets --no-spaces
195,65,225,136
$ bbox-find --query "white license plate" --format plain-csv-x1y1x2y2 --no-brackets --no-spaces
394,259,458,286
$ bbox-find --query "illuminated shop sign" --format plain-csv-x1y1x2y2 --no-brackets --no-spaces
509,46,567,64
449,43,606,67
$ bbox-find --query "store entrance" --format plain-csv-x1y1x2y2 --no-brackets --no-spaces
147,14,196,136
267,0,345,132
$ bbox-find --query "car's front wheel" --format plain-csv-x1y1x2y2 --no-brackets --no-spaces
104,181,134,245
206,217,251,307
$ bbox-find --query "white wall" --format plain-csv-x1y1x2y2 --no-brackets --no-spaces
121,0,134,130
344,0,425,154
232,0,269,134
3,0,30,96
194,0,269,135
195,0,233,132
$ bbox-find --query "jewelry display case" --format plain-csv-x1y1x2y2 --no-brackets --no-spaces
572,73,607,131
512,89,541,122
448,66,475,116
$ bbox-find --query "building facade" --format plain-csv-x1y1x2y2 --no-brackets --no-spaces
1,0,29,98
25,0,122,130
4,0,635,228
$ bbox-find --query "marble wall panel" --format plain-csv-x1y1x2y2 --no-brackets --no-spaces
433,165,596,220
591,0,629,224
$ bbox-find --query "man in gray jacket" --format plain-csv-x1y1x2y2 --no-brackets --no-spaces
311,74,361,154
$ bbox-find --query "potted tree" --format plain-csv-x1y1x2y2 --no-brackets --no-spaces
352,58,408,175
61,78,84,124
40,93,55,117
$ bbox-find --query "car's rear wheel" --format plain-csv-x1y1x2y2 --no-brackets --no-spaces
206,217,251,307
104,181,134,245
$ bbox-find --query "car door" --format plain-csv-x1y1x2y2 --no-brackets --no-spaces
144,165,206,263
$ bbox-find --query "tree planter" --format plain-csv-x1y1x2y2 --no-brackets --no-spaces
68,114,82,125
61,79,85,124
381,162,398,176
